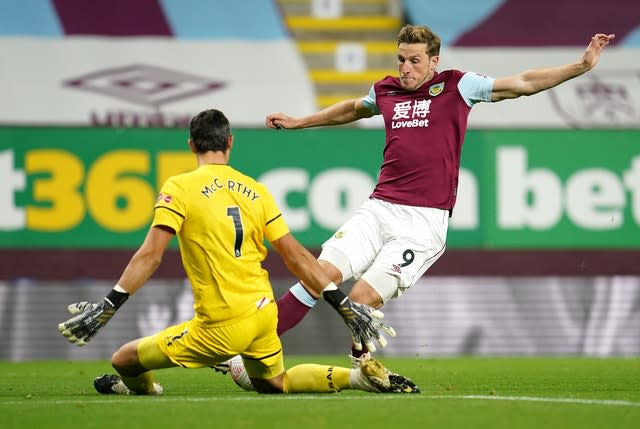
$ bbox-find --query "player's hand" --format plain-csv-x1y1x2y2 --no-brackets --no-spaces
347,301,396,352
322,289,396,352
58,299,117,346
265,113,295,129
581,33,615,70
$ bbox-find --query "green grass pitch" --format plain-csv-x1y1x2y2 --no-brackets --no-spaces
2,357,639,429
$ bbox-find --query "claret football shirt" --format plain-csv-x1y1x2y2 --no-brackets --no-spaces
363,70,494,211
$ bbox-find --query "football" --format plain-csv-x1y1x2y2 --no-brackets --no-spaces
228,355,255,391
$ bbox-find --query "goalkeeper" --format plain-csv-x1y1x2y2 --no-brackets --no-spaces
58,108,417,395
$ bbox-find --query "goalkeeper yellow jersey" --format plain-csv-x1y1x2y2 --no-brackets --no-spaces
152,164,289,324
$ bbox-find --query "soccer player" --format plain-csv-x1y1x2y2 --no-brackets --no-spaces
265,25,615,365
58,108,417,395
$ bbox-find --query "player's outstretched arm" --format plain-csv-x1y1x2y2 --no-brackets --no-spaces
270,233,395,351
492,33,615,102
265,98,373,129
58,226,174,345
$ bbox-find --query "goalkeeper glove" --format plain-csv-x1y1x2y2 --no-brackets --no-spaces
58,287,129,346
322,286,396,352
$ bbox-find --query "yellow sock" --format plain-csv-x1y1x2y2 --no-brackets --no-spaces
283,364,351,393
121,372,157,395
124,335,172,395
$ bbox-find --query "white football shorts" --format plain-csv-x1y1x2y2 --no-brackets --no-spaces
319,198,448,303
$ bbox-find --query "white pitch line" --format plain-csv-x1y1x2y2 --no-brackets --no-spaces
0,395,638,408
429,395,640,408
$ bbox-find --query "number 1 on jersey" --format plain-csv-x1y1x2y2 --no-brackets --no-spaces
226,206,243,257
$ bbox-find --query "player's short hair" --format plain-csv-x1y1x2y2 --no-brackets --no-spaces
397,24,441,57
189,108,231,153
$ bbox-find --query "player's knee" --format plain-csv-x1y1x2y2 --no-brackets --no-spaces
319,247,353,284
354,269,400,307
111,342,143,376
349,281,384,308
318,259,344,284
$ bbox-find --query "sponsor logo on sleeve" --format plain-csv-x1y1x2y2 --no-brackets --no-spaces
157,192,172,203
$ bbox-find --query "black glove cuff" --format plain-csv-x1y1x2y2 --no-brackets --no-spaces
105,288,129,310
322,288,348,311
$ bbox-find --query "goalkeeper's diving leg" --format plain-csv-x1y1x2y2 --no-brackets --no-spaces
242,337,419,394
94,337,172,395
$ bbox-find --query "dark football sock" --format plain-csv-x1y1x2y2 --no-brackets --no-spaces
351,344,369,358
276,283,318,336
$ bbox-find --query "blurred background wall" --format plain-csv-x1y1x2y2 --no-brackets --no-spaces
1,0,639,360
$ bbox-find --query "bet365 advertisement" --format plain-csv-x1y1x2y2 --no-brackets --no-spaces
1,127,638,248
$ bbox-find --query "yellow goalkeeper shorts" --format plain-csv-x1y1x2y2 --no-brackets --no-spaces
144,301,284,380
